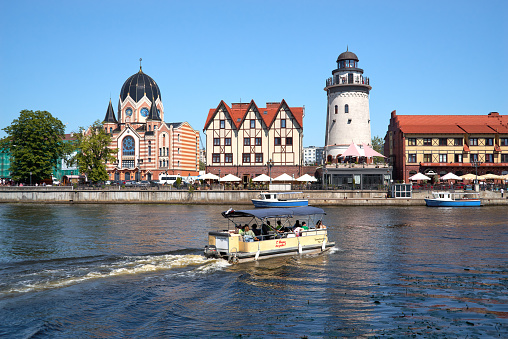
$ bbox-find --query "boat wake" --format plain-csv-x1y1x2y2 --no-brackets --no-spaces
1,253,227,295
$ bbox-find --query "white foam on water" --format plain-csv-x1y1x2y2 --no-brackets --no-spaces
3,254,225,294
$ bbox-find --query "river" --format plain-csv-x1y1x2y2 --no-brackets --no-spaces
0,203,507,337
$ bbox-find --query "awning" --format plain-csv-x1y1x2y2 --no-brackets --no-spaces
222,206,325,219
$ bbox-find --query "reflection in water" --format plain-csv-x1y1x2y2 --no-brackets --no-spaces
0,204,506,337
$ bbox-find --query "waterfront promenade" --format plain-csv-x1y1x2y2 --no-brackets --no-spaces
0,186,506,205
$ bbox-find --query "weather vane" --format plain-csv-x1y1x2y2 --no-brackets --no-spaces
139,58,142,71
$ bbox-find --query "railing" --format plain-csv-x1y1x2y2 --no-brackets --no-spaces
326,76,370,87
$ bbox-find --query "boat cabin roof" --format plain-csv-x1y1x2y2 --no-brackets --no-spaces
222,206,325,219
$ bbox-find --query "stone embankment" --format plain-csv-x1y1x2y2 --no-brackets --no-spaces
0,187,507,206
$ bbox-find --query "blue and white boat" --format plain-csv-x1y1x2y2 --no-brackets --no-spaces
252,192,308,208
425,192,481,207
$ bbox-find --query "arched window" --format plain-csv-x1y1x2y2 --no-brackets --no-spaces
345,104,349,113
334,105,338,114
122,136,135,156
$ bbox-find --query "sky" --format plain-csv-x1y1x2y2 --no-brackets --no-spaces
1,0,507,148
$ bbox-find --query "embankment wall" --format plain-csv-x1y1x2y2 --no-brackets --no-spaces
0,188,506,206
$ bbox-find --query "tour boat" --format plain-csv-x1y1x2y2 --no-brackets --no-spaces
251,192,308,208
424,191,481,207
203,206,334,264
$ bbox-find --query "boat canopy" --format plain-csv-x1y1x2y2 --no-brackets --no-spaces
222,206,325,219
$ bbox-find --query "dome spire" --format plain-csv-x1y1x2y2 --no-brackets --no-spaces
139,58,143,73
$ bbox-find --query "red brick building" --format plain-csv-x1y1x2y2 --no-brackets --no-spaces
385,110,508,182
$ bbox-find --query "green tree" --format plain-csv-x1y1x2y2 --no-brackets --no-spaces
0,110,69,183
371,135,385,163
199,160,206,171
71,120,117,183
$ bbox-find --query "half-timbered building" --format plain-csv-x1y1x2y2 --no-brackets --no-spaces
203,100,304,184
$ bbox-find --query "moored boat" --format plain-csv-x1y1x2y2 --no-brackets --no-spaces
204,206,334,263
251,192,308,208
424,191,481,207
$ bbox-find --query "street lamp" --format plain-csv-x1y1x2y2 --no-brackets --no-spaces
324,167,328,190
472,159,482,191
266,159,274,183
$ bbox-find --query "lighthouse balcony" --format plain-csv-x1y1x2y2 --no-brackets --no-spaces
326,76,370,87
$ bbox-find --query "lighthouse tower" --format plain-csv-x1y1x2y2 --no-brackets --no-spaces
324,49,372,162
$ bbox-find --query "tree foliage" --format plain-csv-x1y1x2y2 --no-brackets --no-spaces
371,135,385,163
0,110,69,183
71,120,117,183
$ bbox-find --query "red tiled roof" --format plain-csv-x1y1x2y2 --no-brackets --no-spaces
392,112,508,135
204,99,303,131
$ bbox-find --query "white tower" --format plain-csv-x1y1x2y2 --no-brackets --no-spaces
324,49,372,161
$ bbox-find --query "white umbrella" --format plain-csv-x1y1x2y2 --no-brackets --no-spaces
219,173,241,182
273,173,295,181
296,174,317,182
252,174,272,182
200,173,219,180
441,172,463,181
482,173,504,180
409,173,431,181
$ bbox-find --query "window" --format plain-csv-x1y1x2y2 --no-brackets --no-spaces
148,145,151,156
244,138,251,146
470,154,479,162
255,137,262,146
485,154,494,163
423,138,432,146
122,160,135,168
220,120,225,129
225,138,231,146
250,120,255,128
225,153,233,163
334,105,338,114
122,136,135,156
408,154,417,163
213,138,220,146
423,154,432,163
501,154,508,162
347,119,352,124
408,138,416,146
286,137,293,145
281,119,286,128
110,127,113,133
212,153,220,163
500,138,508,146
274,137,281,145
486,138,494,146
470,138,478,146
345,104,349,113
242,153,251,163
454,154,463,163
439,138,447,146
255,153,263,163
454,138,463,146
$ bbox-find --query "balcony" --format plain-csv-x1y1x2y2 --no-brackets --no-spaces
326,76,370,88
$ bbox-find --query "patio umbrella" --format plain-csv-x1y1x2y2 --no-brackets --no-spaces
408,173,431,181
339,143,362,157
219,174,241,182
252,174,272,182
296,174,317,182
361,143,386,158
482,173,504,180
273,173,295,181
440,172,463,181
200,173,219,180
461,173,485,181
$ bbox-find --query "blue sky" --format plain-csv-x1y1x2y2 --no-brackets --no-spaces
1,0,507,148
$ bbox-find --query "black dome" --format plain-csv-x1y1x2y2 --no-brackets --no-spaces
120,69,161,102
337,50,359,62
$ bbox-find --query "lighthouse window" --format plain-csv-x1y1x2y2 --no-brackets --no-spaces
334,105,338,114
345,104,349,113
347,119,352,124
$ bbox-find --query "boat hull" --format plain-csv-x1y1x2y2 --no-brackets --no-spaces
251,199,308,208
425,199,481,207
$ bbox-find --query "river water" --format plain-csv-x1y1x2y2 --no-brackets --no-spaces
0,203,507,338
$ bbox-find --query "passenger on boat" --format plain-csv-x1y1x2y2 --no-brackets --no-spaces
294,226,303,237
252,224,261,236
293,220,301,230
301,222,309,230
316,220,327,229
242,225,259,242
